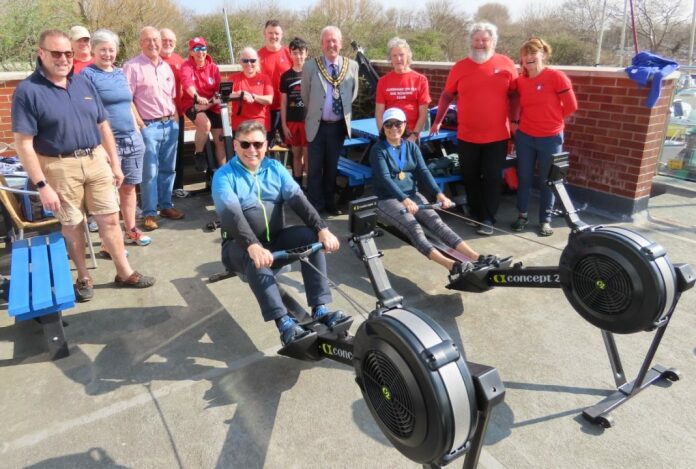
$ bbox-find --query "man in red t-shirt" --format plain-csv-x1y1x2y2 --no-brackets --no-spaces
431,22,517,236
258,20,292,142
160,28,189,198
69,26,95,74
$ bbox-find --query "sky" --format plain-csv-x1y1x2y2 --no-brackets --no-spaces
177,0,541,20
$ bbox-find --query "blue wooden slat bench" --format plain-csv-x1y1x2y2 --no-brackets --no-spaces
8,232,75,359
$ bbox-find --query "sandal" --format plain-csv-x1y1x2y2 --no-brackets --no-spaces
114,271,156,288
538,222,554,237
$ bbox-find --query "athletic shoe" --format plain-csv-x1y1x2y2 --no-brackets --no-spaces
114,271,156,288
510,216,528,232
75,277,94,302
87,217,99,232
125,228,152,246
539,222,554,237
277,315,310,346
449,261,474,276
312,304,350,328
193,152,208,172
476,222,494,236
173,188,191,198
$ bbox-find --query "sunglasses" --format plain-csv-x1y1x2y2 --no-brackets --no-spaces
237,140,265,149
192,46,207,52
241,58,257,64
42,48,74,59
383,120,405,129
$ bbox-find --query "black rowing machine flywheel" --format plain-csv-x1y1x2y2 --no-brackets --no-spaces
559,226,677,334
352,307,478,465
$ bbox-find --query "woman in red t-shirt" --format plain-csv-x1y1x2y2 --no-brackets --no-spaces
511,37,577,237
230,47,273,134
180,37,225,167
375,37,431,142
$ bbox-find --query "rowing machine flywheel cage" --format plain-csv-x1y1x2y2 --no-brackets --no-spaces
559,226,678,334
352,307,478,465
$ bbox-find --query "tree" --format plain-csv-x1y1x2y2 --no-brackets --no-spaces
633,0,689,53
475,3,511,28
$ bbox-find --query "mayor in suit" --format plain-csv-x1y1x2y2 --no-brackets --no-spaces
301,25,359,216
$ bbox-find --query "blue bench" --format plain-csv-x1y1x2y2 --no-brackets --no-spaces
8,232,75,359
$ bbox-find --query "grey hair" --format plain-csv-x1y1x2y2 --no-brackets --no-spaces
236,120,267,138
320,26,342,42
91,29,120,50
386,37,412,62
469,21,498,48
239,46,258,59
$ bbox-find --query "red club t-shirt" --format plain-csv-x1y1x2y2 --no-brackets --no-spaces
161,52,186,114
258,46,292,111
230,72,273,130
443,53,518,143
375,70,431,130
513,68,577,137
180,55,221,114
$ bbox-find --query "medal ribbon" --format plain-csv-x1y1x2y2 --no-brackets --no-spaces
384,140,406,174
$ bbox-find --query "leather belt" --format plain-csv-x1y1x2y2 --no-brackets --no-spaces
144,115,175,124
56,147,96,158
320,120,342,124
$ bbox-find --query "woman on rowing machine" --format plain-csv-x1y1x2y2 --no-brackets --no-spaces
370,107,489,276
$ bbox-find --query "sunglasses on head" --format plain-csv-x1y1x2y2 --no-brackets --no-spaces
241,58,257,64
383,120,405,129
42,48,74,59
237,140,265,149
192,46,207,52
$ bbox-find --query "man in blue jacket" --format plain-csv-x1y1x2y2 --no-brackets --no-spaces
212,120,349,345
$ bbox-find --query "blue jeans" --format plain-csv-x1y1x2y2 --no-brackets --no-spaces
514,130,563,223
140,120,179,217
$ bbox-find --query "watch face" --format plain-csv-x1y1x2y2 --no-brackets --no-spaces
36,180,47,188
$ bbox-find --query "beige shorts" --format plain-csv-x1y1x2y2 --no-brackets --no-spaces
38,146,120,226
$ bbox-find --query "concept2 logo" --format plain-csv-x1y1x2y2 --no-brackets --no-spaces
491,273,561,285
321,343,353,360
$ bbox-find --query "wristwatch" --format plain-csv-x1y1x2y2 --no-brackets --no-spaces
35,180,48,189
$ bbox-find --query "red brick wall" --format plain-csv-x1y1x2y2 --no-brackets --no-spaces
1,63,675,216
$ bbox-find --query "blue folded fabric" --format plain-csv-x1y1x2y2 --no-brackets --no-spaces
625,52,679,108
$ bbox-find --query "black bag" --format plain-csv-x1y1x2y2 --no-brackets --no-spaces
429,105,458,130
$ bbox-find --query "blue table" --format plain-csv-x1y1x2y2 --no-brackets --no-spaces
351,118,457,144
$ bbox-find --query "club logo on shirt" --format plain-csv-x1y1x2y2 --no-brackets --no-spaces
208,77,214,85
536,84,544,91
84,96,93,100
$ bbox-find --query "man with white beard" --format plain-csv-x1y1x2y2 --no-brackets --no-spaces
430,22,517,236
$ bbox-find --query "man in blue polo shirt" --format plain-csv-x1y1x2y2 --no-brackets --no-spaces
12,29,155,301
212,119,350,346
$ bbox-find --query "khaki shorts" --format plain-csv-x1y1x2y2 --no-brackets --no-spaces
38,146,120,226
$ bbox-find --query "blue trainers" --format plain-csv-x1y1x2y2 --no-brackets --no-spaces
312,305,349,328
277,315,309,346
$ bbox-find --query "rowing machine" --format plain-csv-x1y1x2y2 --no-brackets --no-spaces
448,152,695,427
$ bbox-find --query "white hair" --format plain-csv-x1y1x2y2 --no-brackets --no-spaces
320,26,342,42
91,29,120,50
469,21,498,48
386,37,412,63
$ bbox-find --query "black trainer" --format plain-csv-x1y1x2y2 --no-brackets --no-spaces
193,152,208,172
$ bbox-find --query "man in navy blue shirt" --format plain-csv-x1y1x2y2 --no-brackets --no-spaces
212,120,349,346
12,29,155,301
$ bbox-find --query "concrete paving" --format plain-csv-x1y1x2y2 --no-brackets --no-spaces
2,181,696,469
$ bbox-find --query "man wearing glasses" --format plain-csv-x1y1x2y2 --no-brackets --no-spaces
124,26,183,232
11,29,156,300
212,120,348,346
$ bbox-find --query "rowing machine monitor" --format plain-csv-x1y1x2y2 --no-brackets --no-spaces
448,151,695,427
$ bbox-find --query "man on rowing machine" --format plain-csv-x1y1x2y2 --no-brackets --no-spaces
212,119,349,345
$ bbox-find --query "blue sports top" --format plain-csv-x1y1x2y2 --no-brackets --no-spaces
370,139,441,201
11,59,107,156
82,65,136,138
212,155,326,249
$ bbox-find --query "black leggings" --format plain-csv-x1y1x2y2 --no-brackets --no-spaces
457,139,508,224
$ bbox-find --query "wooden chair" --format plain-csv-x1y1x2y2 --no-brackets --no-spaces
0,175,97,268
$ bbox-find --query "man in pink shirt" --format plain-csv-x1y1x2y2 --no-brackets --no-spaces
124,26,184,232
258,20,292,142
159,28,190,199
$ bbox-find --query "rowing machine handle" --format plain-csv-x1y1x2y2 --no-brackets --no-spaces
272,242,324,262
399,202,444,214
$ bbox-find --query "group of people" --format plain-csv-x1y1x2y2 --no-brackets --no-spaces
10,19,577,347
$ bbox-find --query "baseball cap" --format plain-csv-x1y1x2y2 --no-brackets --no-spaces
189,37,207,50
69,26,91,41
383,107,407,123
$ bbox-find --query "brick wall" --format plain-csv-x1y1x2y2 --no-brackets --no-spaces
1,62,676,219
374,61,675,218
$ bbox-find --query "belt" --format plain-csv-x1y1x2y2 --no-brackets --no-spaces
144,115,175,124
55,147,96,158
320,120,342,124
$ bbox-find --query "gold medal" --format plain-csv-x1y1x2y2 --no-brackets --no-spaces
398,171,406,180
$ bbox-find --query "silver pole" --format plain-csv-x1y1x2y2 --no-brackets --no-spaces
595,0,608,66
619,0,628,67
689,0,696,66
223,8,235,64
